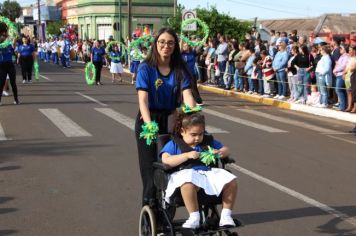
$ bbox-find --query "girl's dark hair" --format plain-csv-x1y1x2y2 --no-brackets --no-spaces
144,27,192,103
301,45,309,55
0,22,8,36
173,111,205,137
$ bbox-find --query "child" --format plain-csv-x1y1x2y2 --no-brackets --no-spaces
160,111,238,229
129,47,142,84
109,45,123,83
306,85,321,106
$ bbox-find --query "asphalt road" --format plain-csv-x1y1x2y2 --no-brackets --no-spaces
0,61,355,236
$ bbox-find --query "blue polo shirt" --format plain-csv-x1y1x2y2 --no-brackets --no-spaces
92,47,106,62
110,51,122,63
160,139,223,157
182,50,197,76
0,45,14,63
136,62,191,110
18,44,35,57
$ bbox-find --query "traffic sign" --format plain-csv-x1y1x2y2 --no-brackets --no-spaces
182,10,197,31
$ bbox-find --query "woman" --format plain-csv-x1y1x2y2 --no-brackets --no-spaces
333,44,350,111
0,22,19,105
294,45,314,103
315,45,332,108
225,40,239,90
345,46,356,112
287,46,299,102
205,39,216,84
17,36,35,83
272,38,289,100
135,27,196,206
91,40,107,85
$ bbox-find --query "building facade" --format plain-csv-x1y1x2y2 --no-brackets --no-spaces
61,0,175,41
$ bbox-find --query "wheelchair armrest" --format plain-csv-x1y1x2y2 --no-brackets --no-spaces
220,157,235,164
153,162,172,171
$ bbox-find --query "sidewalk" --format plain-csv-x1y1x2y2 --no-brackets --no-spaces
198,84,356,124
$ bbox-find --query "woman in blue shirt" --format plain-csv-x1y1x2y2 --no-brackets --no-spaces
135,27,195,206
91,40,107,85
0,22,19,105
17,36,35,83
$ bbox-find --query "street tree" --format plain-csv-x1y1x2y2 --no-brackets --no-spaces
47,21,66,36
170,4,252,41
0,0,21,22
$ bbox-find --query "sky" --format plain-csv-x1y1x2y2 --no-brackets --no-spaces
2,0,356,20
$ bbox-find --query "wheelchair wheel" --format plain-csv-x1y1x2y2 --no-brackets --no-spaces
139,205,157,236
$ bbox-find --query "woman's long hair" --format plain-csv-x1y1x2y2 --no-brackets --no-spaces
144,27,193,103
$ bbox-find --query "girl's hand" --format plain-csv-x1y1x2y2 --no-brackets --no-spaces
186,151,199,160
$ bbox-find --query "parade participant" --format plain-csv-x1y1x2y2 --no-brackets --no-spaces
181,42,203,104
17,36,35,83
91,40,107,85
135,27,196,206
130,47,142,84
0,22,19,105
109,44,123,83
51,37,59,64
62,36,71,68
161,111,237,229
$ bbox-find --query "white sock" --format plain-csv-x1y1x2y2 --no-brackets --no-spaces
189,211,200,220
221,208,232,217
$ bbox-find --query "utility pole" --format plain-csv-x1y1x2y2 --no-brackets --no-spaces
119,0,122,41
173,0,177,17
128,0,132,40
37,0,41,40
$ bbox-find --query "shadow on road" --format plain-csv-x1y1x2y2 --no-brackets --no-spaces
0,230,18,235
237,206,356,235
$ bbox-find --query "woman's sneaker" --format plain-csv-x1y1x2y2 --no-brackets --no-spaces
182,217,200,229
219,215,236,227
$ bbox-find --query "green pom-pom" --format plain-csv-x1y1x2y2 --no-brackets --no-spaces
0,16,17,49
85,62,96,85
180,18,209,47
200,146,220,166
139,121,159,145
34,61,39,80
182,104,203,113
105,41,127,60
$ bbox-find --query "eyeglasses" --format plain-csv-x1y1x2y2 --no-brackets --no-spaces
157,40,175,48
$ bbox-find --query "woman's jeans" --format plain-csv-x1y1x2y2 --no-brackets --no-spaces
296,68,310,101
276,70,287,96
335,75,347,110
317,73,329,105
226,63,235,89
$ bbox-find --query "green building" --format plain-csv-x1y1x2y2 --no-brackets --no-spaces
63,0,175,41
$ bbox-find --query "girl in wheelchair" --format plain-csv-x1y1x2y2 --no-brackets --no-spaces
160,111,238,229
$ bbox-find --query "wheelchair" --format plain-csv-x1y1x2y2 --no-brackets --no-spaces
139,134,243,236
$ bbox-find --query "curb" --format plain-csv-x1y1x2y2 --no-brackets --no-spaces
198,84,356,124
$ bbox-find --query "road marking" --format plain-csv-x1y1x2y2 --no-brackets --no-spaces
237,109,339,134
95,108,229,134
75,92,108,107
39,109,92,137
205,125,229,134
230,163,356,227
39,74,53,81
0,123,8,141
95,108,135,130
326,135,356,145
203,108,287,133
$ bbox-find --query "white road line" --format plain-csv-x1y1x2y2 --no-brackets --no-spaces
206,125,229,134
0,123,8,141
230,163,356,227
203,108,287,133
326,135,356,145
238,109,339,134
39,109,92,137
95,108,135,130
75,92,108,107
39,74,53,81
95,108,229,134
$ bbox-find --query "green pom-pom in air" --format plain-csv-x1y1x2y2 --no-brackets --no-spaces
180,18,209,47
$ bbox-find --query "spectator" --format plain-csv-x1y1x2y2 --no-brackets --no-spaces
215,35,229,88
316,45,332,108
287,46,299,102
261,50,274,98
225,40,239,90
272,37,289,100
344,46,356,112
333,44,350,111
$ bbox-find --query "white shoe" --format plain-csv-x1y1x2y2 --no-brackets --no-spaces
319,104,327,108
262,94,272,98
182,217,200,229
273,95,280,99
219,215,236,227
2,91,9,96
22,80,26,84
278,95,286,100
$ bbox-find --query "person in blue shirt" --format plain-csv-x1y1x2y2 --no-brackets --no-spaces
135,27,196,206
109,44,123,83
160,111,237,229
63,37,71,68
91,40,107,85
272,38,289,99
0,22,19,105
181,42,203,105
17,36,35,83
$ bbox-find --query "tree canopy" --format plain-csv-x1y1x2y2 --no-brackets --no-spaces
0,0,21,22
46,21,66,36
169,5,252,42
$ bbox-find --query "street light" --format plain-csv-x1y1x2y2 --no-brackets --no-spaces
119,0,122,41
